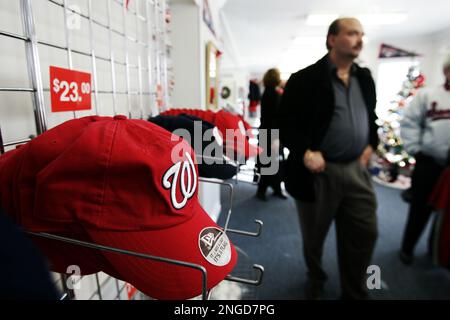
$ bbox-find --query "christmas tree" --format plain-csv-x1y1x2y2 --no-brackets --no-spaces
374,64,425,183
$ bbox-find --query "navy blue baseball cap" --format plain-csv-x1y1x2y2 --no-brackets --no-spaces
149,115,238,180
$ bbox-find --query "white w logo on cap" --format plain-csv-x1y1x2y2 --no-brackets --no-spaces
162,152,197,209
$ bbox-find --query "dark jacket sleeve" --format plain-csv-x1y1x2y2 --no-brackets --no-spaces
360,68,379,150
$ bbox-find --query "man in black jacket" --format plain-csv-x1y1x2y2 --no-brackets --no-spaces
279,18,379,299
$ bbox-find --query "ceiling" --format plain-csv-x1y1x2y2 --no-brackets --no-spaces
221,0,450,76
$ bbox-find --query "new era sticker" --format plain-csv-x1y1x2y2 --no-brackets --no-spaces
198,227,232,266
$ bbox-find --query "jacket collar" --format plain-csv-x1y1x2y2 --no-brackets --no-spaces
325,54,358,78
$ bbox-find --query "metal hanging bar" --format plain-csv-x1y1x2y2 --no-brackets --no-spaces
107,0,118,115
160,0,169,109
62,0,73,70
3,138,32,148
20,0,47,134
226,220,263,238
60,292,69,300
225,264,264,286
145,0,156,116
122,0,132,118
0,29,28,41
137,57,145,119
136,0,145,119
26,231,209,300
116,279,126,300
60,274,76,300
153,0,161,91
62,0,77,119
0,87,34,92
95,273,103,300
198,177,234,233
115,279,121,300
198,177,265,239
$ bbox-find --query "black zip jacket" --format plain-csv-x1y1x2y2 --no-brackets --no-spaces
279,54,379,201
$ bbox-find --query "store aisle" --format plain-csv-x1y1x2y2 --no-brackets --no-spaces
217,181,450,300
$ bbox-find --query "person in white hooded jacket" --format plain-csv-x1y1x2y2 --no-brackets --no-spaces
399,54,450,264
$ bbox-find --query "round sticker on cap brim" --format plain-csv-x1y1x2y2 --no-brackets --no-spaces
198,227,232,266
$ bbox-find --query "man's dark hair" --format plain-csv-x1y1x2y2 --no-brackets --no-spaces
326,18,342,51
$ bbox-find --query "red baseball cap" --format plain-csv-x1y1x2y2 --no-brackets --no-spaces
161,109,262,160
214,110,262,159
0,115,237,300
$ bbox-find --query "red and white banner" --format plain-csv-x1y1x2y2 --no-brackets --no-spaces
378,44,420,59
50,66,92,112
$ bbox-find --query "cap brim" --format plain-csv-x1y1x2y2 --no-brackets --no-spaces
85,202,237,300
198,157,238,180
28,228,122,278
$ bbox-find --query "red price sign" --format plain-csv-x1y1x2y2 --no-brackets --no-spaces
50,66,92,112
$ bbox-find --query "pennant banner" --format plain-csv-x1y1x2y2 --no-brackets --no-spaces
379,43,421,59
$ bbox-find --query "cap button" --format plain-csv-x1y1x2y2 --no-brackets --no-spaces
114,115,127,120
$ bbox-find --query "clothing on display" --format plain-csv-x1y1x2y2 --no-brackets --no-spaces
148,114,238,180
0,115,237,300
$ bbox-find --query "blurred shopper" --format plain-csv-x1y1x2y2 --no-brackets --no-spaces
0,208,59,300
256,68,287,201
279,18,379,299
399,54,450,265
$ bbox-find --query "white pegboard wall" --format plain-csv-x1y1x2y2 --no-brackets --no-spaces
0,0,171,147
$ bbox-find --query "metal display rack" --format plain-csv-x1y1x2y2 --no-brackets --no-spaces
0,0,265,300
25,176,264,301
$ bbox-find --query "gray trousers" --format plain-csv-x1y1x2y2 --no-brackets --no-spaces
295,160,378,299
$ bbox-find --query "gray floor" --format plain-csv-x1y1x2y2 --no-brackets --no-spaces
216,180,450,300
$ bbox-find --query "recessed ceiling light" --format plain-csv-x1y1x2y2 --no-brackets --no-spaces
292,36,326,46
357,13,407,25
305,13,407,26
305,14,339,26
